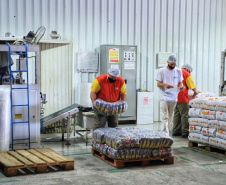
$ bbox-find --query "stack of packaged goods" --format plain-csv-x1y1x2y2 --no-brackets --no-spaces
91,127,173,160
94,99,128,115
188,97,226,149
42,120,73,134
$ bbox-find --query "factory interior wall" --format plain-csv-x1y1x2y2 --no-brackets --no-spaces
0,0,226,120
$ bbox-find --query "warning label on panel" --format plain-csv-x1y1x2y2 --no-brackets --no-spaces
109,48,119,63
124,51,135,61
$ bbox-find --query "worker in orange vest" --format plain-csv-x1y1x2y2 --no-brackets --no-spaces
173,64,198,138
90,68,127,129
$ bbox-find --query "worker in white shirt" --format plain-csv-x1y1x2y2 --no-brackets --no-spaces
156,55,185,135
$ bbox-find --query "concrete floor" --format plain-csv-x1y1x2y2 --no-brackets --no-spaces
0,122,226,185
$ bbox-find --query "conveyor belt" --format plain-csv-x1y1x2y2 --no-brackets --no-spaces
41,103,80,127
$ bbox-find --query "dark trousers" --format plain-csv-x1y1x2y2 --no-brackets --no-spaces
173,102,190,136
94,111,118,130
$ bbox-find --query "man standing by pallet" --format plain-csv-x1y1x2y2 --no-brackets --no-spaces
173,64,198,138
156,55,184,136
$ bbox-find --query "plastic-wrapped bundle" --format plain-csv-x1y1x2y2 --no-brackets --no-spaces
208,120,220,129
199,119,208,128
91,141,98,149
121,101,128,112
99,144,109,155
93,128,116,143
209,137,219,147
200,135,209,144
134,132,173,149
91,141,101,151
195,92,217,98
160,148,173,157
188,133,202,142
189,98,201,109
94,99,128,115
215,98,226,112
216,111,226,121
201,110,216,120
189,126,202,134
188,118,203,126
107,148,153,160
216,130,226,140
207,97,219,110
108,147,122,160
119,128,173,149
218,138,226,149
104,130,139,150
219,121,226,131
190,97,213,109
201,128,216,137
189,108,202,118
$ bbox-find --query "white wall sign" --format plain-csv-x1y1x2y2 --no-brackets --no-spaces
77,51,99,72
124,62,135,70
110,65,119,69
124,51,135,61
157,52,177,68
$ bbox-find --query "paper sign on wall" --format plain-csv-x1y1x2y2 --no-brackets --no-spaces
124,62,135,70
109,48,119,63
124,51,135,61
143,97,148,105
157,52,177,68
111,65,119,69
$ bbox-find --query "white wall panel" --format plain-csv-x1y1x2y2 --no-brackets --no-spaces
39,43,73,116
1,0,226,121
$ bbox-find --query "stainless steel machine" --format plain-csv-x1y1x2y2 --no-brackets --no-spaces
0,43,41,150
220,50,226,96
100,45,137,121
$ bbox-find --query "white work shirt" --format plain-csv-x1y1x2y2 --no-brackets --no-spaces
156,66,183,102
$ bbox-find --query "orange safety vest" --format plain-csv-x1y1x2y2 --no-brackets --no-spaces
96,74,125,102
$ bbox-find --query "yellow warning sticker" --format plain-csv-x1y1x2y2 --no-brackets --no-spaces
15,114,22,119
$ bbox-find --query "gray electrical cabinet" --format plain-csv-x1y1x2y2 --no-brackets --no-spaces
100,45,137,121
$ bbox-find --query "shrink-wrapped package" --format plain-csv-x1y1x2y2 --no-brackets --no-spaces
219,121,226,131
216,130,226,140
218,138,226,149
188,133,202,142
93,128,116,143
188,118,203,126
104,130,139,150
199,119,209,128
189,108,202,117
195,92,216,98
94,99,128,115
201,110,216,120
200,135,209,144
92,127,174,160
189,126,202,134
216,111,226,121
201,128,216,137
209,137,220,147
208,120,220,129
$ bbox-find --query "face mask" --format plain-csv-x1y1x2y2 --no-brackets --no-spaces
168,64,175,69
108,77,117,83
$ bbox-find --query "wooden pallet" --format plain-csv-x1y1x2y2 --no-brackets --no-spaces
188,141,226,157
91,148,174,168
0,148,74,177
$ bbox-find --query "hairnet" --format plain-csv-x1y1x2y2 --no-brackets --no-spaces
181,64,193,73
108,68,120,77
168,55,177,63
